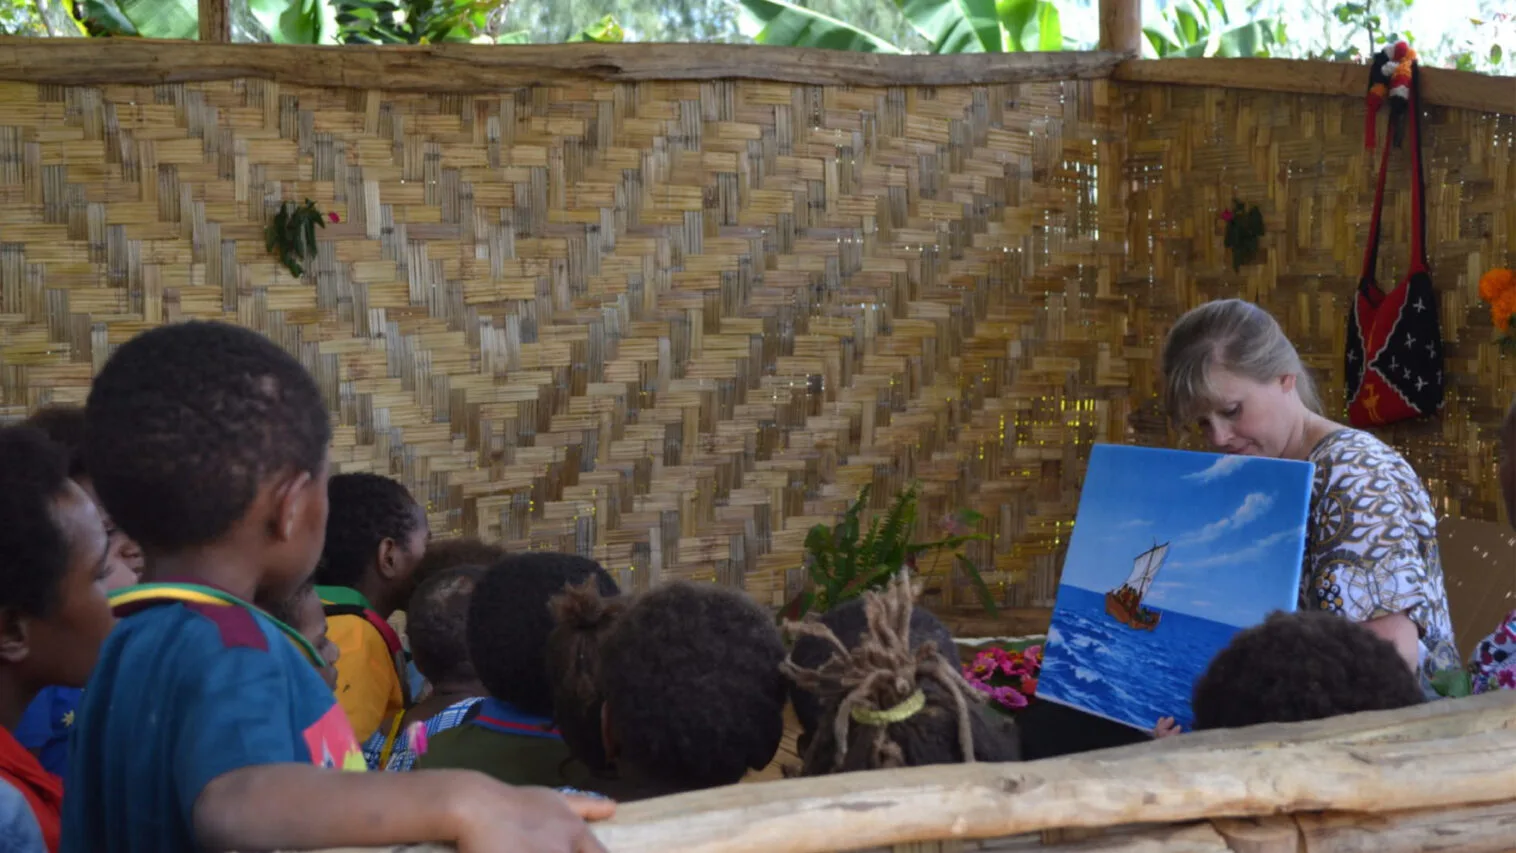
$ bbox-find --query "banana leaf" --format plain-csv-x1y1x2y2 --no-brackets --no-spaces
896,0,1001,53
79,0,196,38
737,0,905,52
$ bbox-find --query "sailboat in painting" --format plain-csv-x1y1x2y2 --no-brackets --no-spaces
1105,541,1168,631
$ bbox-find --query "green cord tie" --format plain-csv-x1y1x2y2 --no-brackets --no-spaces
850,689,926,726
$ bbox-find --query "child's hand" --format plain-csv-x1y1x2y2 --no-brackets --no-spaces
1152,716,1180,739
455,785,616,853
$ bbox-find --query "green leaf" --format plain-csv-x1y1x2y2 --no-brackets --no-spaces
896,0,1000,53
737,0,904,52
81,0,197,38
1246,205,1264,233
250,0,327,43
567,14,623,42
1030,0,1060,50
997,0,1060,52
1492,44,1504,65
956,553,1000,615
1430,668,1472,699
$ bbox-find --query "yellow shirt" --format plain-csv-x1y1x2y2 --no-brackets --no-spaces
325,611,406,743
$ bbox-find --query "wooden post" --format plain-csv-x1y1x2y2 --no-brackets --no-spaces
1099,0,1141,57
198,0,230,42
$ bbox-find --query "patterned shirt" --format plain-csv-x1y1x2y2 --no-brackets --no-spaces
361,697,483,772
1302,429,1458,697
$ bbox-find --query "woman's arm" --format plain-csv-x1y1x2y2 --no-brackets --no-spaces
1362,611,1420,675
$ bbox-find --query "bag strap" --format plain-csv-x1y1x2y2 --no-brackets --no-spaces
1359,54,1429,286
110,582,325,669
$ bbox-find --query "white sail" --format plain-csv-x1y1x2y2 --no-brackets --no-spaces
1122,543,1169,600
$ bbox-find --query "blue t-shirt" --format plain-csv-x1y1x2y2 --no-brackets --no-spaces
0,778,45,853
61,598,365,853
14,686,80,781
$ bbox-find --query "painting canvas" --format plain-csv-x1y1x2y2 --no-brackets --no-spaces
1038,444,1314,732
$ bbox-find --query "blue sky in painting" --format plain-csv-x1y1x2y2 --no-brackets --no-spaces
1058,444,1313,628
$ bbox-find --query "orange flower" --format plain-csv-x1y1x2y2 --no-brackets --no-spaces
1494,289,1516,333
1480,268,1515,303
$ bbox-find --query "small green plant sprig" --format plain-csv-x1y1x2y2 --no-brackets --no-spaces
1221,198,1265,271
265,199,338,279
782,483,1000,622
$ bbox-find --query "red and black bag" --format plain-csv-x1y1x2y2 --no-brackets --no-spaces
1345,46,1444,428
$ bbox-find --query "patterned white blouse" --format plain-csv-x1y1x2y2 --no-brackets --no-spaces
1302,429,1458,697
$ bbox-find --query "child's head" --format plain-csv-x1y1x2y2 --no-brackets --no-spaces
84,322,332,602
788,594,958,757
784,575,1020,775
0,426,116,691
1191,610,1424,730
598,581,787,794
407,564,487,689
546,579,630,774
315,473,429,614
411,537,507,589
266,580,340,690
468,552,619,717
23,404,143,590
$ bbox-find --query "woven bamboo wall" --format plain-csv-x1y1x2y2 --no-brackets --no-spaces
0,67,1511,611
0,75,1122,609
1117,83,1516,522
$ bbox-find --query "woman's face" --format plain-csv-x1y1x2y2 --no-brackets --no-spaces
76,476,144,591
1190,368,1300,459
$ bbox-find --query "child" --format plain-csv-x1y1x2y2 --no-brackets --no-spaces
784,575,1020,775
1469,398,1516,693
1188,611,1424,730
402,537,506,702
62,321,611,853
264,581,340,691
13,406,141,783
316,472,430,744
371,565,490,771
545,580,631,790
416,553,618,788
0,426,117,853
596,581,788,800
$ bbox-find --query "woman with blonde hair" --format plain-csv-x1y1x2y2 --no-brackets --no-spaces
1159,298,1456,700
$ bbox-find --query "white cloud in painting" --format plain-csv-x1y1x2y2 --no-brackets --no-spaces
1178,492,1274,546
1118,518,1152,530
1170,528,1301,570
1183,455,1249,484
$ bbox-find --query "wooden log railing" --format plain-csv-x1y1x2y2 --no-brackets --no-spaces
295,691,1516,853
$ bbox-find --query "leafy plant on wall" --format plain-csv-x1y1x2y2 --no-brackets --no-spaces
737,0,1069,54
784,483,999,622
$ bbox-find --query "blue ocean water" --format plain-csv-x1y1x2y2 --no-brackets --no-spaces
1039,585,1243,732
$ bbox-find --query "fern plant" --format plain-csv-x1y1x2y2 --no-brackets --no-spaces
783,484,1000,621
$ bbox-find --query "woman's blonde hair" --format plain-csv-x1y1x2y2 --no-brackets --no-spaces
1160,299,1321,424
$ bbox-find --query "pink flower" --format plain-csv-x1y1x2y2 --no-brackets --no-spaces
990,686,1029,709
328,212,341,223
1023,644,1043,664
1220,209,1235,222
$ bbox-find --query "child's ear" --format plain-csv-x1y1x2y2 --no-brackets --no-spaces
0,609,30,665
270,470,315,543
375,537,400,580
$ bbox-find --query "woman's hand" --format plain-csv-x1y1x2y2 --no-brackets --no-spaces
1153,717,1181,739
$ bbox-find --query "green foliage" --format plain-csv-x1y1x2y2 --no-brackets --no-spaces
264,199,328,279
782,483,999,622
1143,0,1281,58
1221,197,1265,272
738,0,1067,53
77,0,198,37
1431,667,1472,699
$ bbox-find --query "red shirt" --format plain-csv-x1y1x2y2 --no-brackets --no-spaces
0,724,62,852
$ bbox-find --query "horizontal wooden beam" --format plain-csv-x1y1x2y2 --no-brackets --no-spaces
0,38,1125,91
593,691,1516,852
1113,57,1516,116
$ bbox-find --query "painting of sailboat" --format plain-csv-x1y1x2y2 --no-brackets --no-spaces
1038,444,1313,732
1104,542,1168,631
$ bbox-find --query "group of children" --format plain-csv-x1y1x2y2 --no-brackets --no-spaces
0,318,1508,853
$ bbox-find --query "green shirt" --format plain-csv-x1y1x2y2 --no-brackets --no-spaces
414,710,587,788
